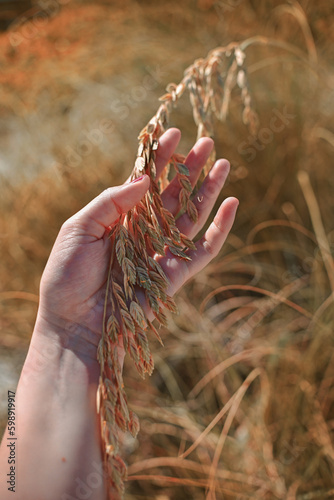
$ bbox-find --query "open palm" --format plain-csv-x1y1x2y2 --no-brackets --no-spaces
38,128,238,360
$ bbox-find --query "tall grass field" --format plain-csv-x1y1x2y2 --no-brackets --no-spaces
1,0,334,498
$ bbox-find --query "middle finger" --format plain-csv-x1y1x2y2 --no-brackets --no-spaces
161,137,214,215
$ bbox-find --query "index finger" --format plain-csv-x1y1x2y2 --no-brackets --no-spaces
155,128,181,178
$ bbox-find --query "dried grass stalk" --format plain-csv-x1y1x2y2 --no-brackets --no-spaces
97,42,258,497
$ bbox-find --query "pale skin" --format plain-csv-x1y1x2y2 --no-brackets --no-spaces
0,128,238,500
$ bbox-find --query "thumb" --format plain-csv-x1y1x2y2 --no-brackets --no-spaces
69,175,150,239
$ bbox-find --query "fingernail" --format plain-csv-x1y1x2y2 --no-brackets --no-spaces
131,175,146,183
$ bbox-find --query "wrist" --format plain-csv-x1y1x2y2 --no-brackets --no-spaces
37,305,100,355
23,309,101,387
13,312,105,500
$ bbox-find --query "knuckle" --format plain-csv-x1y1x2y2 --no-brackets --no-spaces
104,187,122,215
203,239,217,257
60,217,75,233
205,180,218,198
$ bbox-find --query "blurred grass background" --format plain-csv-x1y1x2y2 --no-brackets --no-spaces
0,0,334,498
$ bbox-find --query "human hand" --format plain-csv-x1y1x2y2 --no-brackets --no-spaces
37,128,238,365
0,129,238,500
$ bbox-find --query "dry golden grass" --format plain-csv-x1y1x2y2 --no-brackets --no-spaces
97,40,262,496
1,0,334,498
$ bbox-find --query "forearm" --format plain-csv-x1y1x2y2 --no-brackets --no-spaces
0,314,106,500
